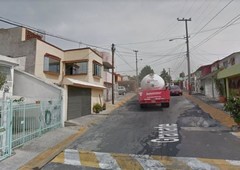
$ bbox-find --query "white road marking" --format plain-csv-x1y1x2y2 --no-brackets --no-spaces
94,152,121,170
131,154,166,170
64,149,81,166
176,157,219,170
152,123,179,143
226,160,240,166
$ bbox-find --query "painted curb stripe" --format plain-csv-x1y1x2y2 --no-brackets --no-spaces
19,127,87,170
94,152,121,170
199,158,240,170
131,154,165,170
111,153,143,170
50,149,240,170
51,152,64,164
151,156,192,170
79,151,100,168
176,157,218,170
226,160,240,166
64,149,81,166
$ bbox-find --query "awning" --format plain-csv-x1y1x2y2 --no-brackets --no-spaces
0,55,19,66
217,63,240,79
64,78,106,89
200,71,218,80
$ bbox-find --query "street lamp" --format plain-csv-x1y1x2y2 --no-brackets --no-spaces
169,36,191,95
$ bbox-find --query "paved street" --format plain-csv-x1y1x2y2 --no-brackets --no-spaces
43,95,240,169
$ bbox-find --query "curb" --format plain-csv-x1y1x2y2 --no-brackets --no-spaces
104,93,136,113
183,92,236,128
51,149,240,170
19,93,136,169
19,127,87,170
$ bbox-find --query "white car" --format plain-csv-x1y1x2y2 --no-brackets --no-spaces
118,86,126,95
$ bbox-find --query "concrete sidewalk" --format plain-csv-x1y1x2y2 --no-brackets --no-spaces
0,92,136,170
183,92,236,128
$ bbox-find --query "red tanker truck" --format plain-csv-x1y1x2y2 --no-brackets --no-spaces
138,73,170,108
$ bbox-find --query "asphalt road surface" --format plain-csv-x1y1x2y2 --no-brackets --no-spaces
43,95,240,169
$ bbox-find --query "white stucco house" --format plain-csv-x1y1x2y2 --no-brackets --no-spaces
0,27,112,121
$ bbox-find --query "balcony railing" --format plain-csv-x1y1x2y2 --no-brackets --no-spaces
103,71,112,84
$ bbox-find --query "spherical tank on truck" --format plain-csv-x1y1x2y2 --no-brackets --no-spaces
140,73,165,90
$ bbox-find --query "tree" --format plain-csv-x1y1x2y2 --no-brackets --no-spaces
160,68,171,84
138,65,154,82
179,72,185,78
0,72,6,89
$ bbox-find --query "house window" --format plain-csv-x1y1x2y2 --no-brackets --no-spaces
93,62,102,77
230,57,235,66
0,66,11,81
223,61,228,68
65,62,88,75
44,55,60,74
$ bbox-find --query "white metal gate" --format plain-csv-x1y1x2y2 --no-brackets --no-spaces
0,99,62,161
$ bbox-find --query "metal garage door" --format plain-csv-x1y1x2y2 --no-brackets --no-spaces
67,86,91,120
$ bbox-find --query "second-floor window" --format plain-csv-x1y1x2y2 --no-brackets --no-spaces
223,61,228,68
65,61,88,75
44,54,60,74
93,62,102,77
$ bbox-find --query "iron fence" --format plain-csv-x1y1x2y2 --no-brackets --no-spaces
0,100,12,161
0,99,62,161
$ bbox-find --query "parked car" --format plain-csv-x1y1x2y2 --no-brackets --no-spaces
170,85,182,96
118,86,126,95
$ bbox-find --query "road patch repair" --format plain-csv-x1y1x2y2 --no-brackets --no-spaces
177,105,230,132
47,149,240,170
183,92,236,128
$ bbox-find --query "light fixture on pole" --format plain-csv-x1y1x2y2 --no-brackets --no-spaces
169,18,191,95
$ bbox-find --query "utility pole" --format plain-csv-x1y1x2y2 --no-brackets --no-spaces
134,50,139,90
111,44,115,104
168,68,171,87
177,18,191,95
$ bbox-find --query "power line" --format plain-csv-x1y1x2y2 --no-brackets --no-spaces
172,57,186,75
147,45,185,65
190,0,234,40
115,21,240,47
0,16,111,51
150,54,185,67
191,13,240,51
115,51,135,70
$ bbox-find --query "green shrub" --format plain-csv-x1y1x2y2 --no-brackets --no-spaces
224,96,240,124
93,103,102,113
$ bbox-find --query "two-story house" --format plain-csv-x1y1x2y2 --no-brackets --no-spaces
217,52,240,98
0,27,109,121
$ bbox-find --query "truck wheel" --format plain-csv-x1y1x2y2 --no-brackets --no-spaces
165,103,170,107
140,104,145,108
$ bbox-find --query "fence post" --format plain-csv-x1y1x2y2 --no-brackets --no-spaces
9,100,13,155
39,101,43,136
60,98,63,127
23,102,26,143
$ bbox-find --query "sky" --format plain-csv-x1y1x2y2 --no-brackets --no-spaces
0,0,240,79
